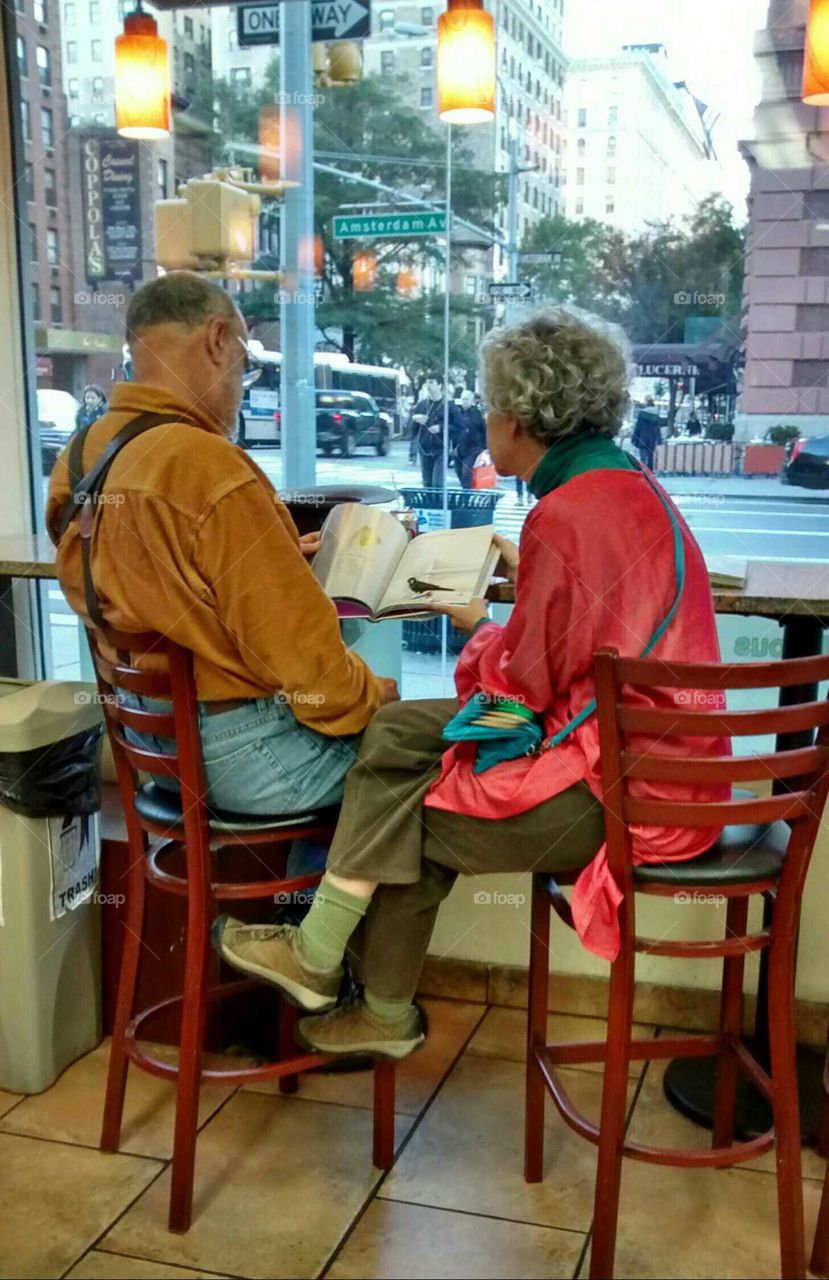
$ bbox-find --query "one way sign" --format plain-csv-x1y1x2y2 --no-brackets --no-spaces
238,1,372,46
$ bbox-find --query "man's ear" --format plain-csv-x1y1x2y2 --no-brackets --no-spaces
204,315,229,367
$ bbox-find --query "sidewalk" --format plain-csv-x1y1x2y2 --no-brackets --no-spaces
658,473,827,502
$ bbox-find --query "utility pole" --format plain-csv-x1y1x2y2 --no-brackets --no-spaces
280,0,316,489
505,132,520,326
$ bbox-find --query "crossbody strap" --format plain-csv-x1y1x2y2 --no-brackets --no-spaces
55,411,187,628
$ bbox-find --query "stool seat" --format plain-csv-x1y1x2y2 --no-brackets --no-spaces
634,818,789,887
135,781,339,835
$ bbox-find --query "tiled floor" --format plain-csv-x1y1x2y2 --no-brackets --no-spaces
0,998,824,1279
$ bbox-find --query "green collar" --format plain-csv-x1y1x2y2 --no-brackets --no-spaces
528,430,637,499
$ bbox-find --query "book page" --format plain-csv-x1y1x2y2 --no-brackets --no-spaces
312,504,409,615
376,525,497,616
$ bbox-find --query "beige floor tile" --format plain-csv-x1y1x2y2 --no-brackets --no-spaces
467,1007,656,1077
101,1091,407,1279
627,1059,826,1180
0,1132,161,1280
243,998,485,1115
66,1251,228,1279
328,1199,585,1279
0,1039,238,1161
382,1053,633,1232
0,1087,22,1119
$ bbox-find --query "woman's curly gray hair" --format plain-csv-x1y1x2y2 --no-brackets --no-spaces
481,309,630,443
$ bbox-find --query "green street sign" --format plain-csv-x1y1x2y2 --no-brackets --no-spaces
333,212,447,240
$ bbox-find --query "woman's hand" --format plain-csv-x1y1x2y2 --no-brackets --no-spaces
493,533,520,583
298,531,322,559
424,597,490,635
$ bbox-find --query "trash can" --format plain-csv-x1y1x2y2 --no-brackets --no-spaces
398,488,505,655
0,680,104,1093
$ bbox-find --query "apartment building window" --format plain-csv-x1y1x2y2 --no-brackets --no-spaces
89,0,100,21
31,283,41,323
421,6,434,25
46,227,58,265
16,34,27,77
576,167,584,185
15,0,25,11
64,2,75,22
184,15,194,37
50,286,62,323
608,105,618,126
228,27,237,49
577,107,586,127
607,167,615,185
92,75,103,98
158,157,169,200
44,167,56,204
606,197,615,215
20,95,30,138
41,105,53,147
465,274,476,297
91,39,102,62
231,67,252,88
68,77,79,99
33,0,46,21
381,51,394,74
36,45,50,87
577,137,585,155
94,112,105,124
66,39,77,63
420,86,433,108
379,8,394,30
575,197,584,214
184,52,195,90
607,135,617,156
421,47,433,68
29,223,37,261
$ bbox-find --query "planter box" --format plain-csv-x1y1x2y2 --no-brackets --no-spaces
742,443,787,476
654,442,736,475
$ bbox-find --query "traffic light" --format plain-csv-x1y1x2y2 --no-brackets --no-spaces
155,174,261,271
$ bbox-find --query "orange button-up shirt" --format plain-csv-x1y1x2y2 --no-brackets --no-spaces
46,382,384,735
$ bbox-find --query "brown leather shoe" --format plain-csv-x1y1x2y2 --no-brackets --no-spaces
211,916,340,1012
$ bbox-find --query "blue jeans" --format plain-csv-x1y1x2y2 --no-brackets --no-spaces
124,693,359,815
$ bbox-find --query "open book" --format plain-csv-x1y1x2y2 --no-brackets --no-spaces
312,503,500,621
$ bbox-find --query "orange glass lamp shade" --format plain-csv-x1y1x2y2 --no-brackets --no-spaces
803,0,829,104
397,266,419,296
437,0,495,124
353,252,378,291
115,9,170,140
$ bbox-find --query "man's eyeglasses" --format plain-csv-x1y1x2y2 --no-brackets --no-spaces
237,335,264,389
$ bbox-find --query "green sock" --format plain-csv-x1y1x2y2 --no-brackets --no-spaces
364,988,417,1027
296,875,370,973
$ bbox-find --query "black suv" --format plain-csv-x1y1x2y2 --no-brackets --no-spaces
315,391,391,457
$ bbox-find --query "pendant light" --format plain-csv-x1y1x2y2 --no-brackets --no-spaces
804,0,829,104
115,2,171,139
437,0,496,124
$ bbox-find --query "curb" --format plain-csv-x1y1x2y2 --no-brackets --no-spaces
661,486,828,505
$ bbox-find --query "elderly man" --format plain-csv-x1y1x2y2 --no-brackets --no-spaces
47,272,397,817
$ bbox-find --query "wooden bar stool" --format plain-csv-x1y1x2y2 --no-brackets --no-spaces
524,648,829,1280
813,1055,829,1277
89,627,396,1233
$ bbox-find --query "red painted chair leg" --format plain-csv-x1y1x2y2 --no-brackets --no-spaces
812,1167,829,1279
168,899,210,1233
768,927,806,1280
278,999,300,1095
589,940,635,1280
711,896,749,1150
373,1060,395,1170
524,880,550,1184
101,846,147,1153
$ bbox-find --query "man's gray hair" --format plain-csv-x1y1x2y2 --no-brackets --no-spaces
126,271,239,343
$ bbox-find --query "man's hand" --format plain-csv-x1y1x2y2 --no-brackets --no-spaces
411,413,428,425
493,533,519,583
298,531,322,559
424,597,489,635
377,676,401,705
427,424,441,435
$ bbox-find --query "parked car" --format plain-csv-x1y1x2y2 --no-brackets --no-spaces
38,389,80,474
273,391,391,457
782,436,829,489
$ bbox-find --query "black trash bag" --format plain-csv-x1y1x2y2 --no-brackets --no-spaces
0,724,104,819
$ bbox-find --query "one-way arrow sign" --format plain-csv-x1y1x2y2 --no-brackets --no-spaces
238,1,371,46
488,281,533,301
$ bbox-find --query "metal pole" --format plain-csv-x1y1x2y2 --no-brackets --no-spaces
441,124,452,686
280,0,316,490
505,132,519,327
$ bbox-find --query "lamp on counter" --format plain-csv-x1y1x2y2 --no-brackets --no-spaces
803,0,829,104
437,0,495,124
115,1,170,139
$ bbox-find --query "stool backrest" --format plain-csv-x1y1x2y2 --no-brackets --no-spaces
87,627,210,864
593,648,829,907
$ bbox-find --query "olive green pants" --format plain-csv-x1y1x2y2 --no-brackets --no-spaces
326,699,606,1002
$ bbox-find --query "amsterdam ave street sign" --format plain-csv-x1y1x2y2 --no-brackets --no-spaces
333,211,447,239
238,2,371,45
488,282,533,300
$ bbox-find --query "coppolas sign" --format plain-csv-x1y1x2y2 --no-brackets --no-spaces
81,134,143,283
82,137,105,282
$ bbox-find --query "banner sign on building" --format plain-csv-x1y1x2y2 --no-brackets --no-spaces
82,135,142,284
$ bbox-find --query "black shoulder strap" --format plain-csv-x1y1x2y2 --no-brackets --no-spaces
55,411,186,628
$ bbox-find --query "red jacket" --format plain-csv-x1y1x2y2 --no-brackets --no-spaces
425,467,729,961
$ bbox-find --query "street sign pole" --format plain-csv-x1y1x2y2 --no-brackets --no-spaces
280,0,316,490
506,132,519,327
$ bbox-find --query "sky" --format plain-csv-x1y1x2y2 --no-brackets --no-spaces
563,0,770,212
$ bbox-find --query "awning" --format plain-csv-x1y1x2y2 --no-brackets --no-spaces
631,341,739,396
35,326,124,356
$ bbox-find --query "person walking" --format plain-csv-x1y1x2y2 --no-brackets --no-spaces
75,385,108,431
408,377,456,489
452,389,487,488
632,396,663,470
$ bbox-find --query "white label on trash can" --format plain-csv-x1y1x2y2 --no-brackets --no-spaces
48,813,100,920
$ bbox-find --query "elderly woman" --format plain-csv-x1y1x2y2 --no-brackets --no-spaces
214,310,727,1060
